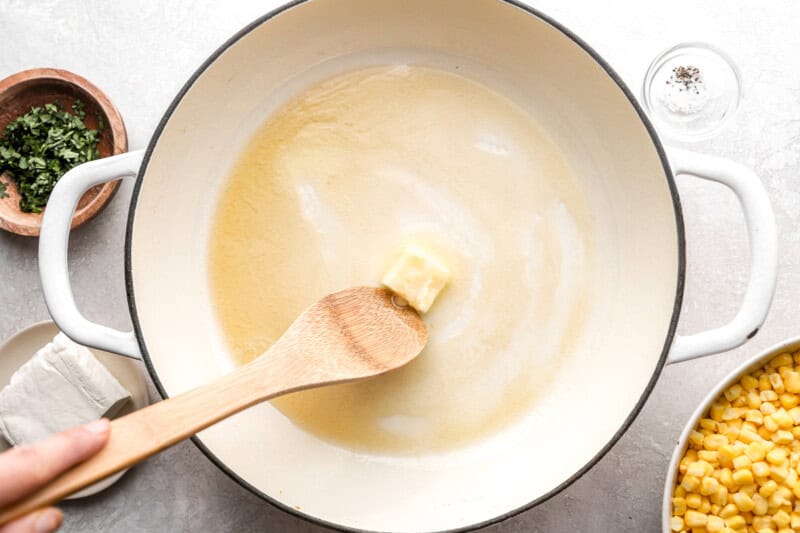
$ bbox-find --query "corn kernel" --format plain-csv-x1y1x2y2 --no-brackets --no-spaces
733,455,752,470
750,391,765,409
761,480,780,497
748,442,769,462
743,374,759,390
762,375,774,390
723,408,745,421
706,434,731,451
776,510,792,528
781,394,800,409
706,514,725,532
775,410,794,429
765,389,781,401
776,431,795,445
686,510,708,527
763,426,778,440
719,503,738,519
773,374,787,393
755,461,772,477
699,497,712,514
711,402,727,421
749,410,766,424
754,494,770,516
791,512,800,527
771,354,794,369
701,418,718,431
701,477,720,496
769,449,789,465
699,450,719,463
726,515,746,529
670,515,684,531
719,446,738,467
725,385,744,402
687,493,703,509
764,403,779,416
754,515,774,528
720,468,735,489
672,495,688,516
741,483,758,496
777,527,795,533
712,486,729,507
766,416,781,432
683,475,701,492
733,469,754,485
772,465,790,482
785,372,800,393
742,429,764,443
733,492,756,512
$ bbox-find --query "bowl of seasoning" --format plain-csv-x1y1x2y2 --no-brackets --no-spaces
0,68,127,236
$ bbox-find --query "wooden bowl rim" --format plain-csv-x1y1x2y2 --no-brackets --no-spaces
0,68,128,237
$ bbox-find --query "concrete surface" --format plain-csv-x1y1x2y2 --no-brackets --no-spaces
1,1,799,531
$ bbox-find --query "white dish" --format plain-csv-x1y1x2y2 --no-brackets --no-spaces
0,321,149,499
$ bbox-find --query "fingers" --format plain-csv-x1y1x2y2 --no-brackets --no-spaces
0,419,110,508
0,508,62,533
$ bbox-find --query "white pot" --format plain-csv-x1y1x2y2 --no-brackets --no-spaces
661,337,800,532
38,1,779,531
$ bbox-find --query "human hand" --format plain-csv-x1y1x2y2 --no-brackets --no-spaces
0,419,110,533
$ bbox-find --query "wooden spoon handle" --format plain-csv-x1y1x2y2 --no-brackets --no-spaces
0,360,273,524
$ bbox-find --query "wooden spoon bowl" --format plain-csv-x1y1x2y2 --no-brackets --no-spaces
0,68,127,236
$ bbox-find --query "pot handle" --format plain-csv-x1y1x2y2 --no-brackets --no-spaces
39,150,145,359
667,148,778,364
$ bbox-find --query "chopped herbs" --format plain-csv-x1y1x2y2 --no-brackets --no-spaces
0,101,101,213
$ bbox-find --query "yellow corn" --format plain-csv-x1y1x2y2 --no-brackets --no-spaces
776,431,795,445
761,480,780,497
769,449,788,465
718,504,737,520
702,477,720,496
733,469,754,485
687,493,703,509
781,394,800,409
733,492,755,512
725,384,744,402
706,514,725,532
686,510,708,527
775,510,792,528
673,355,800,533
775,410,795,429
669,515,684,531
742,374,759,390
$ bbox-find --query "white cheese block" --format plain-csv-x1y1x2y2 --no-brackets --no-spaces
0,333,131,446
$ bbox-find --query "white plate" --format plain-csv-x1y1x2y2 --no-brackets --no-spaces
0,321,149,498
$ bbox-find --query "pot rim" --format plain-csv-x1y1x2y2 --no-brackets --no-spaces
661,336,800,532
124,1,685,531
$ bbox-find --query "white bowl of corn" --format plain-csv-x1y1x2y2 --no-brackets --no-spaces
665,337,800,533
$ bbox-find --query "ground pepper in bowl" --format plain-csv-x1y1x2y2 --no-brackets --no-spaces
0,100,101,213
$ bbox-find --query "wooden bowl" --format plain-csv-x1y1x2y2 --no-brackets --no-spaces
0,68,127,236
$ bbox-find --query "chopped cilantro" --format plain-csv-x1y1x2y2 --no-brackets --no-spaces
0,101,101,213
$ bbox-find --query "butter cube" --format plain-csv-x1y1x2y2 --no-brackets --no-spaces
381,245,450,313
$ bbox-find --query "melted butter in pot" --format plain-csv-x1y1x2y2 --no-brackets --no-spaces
209,66,594,454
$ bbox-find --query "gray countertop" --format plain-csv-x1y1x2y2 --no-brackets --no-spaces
1,1,799,531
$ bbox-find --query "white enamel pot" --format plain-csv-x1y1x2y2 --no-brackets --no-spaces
662,337,799,532
37,1,779,531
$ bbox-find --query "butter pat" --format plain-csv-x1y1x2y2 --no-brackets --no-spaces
0,333,130,446
382,245,450,313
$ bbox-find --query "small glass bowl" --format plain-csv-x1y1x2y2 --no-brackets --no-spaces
642,42,742,142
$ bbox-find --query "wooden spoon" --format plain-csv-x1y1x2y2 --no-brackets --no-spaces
0,286,426,524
